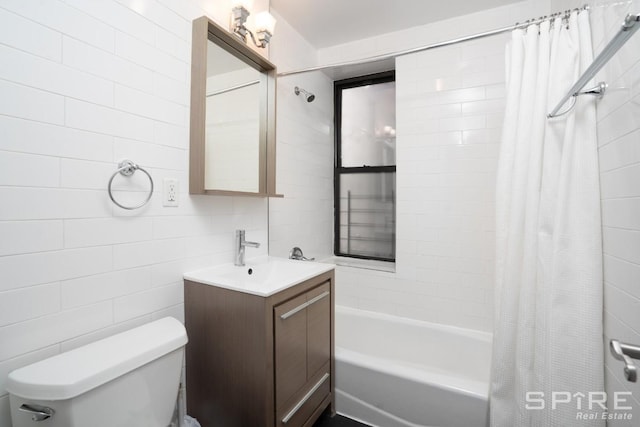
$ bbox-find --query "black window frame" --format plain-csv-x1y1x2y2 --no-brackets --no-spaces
334,71,396,262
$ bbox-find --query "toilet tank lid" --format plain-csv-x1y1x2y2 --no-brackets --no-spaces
6,317,188,401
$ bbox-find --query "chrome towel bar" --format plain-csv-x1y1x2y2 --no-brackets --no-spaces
107,159,154,210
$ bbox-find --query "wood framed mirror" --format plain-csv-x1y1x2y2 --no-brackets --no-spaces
189,16,280,197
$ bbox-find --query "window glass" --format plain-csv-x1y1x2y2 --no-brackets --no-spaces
338,173,396,259
340,82,396,167
335,72,396,262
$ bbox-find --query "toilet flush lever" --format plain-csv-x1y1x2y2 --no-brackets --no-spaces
610,339,640,383
19,404,54,421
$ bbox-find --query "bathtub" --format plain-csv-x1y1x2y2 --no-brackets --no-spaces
335,306,492,427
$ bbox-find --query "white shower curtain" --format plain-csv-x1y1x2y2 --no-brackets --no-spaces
490,10,604,427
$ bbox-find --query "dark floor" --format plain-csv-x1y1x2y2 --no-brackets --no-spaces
313,413,370,427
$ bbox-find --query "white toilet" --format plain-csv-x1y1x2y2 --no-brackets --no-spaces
6,317,188,427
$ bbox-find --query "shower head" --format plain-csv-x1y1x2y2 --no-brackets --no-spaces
294,86,315,102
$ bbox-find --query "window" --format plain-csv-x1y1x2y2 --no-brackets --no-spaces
334,71,396,262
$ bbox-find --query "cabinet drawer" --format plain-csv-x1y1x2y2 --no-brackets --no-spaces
277,364,330,427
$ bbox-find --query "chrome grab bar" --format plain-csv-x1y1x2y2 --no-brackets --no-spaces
610,339,640,382
19,404,55,421
280,291,329,320
281,373,330,424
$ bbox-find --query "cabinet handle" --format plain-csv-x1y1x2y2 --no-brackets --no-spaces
280,291,330,320
307,290,330,307
281,373,330,424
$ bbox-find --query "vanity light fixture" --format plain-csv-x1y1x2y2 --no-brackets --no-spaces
230,0,276,48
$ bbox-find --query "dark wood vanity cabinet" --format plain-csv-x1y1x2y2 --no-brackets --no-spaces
184,270,335,427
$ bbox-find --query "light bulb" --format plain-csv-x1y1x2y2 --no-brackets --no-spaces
255,11,276,34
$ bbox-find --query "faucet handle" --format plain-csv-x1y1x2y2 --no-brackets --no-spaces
289,247,314,261
237,229,260,248
289,247,303,259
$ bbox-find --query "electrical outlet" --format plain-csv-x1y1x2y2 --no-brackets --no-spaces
163,178,179,207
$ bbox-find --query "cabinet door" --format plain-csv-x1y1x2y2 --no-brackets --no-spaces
306,282,331,379
274,282,332,426
274,292,308,412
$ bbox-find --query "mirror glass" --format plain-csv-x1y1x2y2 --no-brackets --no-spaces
190,16,278,197
205,40,261,193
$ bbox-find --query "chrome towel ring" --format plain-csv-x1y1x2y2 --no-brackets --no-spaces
108,159,154,210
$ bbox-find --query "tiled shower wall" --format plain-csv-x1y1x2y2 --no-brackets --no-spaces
0,1,317,425
557,0,640,422
268,10,335,261
331,37,506,332
319,0,549,332
268,70,335,260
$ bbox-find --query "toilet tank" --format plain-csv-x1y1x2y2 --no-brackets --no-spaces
6,317,188,427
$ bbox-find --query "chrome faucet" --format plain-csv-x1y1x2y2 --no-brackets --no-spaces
235,229,260,266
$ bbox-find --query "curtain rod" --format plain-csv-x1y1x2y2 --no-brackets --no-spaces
277,5,589,77
548,13,640,118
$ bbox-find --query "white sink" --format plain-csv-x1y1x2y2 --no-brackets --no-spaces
183,256,335,296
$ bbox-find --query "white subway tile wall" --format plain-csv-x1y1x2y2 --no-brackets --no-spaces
2,0,639,424
554,0,640,421
324,32,508,333
268,10,335,260
399,36,504,331
0,0,274,425
315,0,550,334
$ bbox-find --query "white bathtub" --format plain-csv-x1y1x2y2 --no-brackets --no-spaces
335,306,492,427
